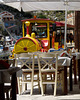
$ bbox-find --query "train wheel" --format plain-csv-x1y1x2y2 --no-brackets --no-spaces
14,37,37,53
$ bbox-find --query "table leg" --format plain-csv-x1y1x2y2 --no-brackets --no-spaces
11,72,17,100
69,59,73,91
73,56,77,84
64,66,67,95
0,83,5,100
78,59,80,88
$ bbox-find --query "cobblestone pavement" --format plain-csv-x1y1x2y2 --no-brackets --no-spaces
17,81,80,100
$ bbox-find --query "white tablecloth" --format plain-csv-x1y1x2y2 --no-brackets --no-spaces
72,52,80,60
16,56,71,67
58,57,71,66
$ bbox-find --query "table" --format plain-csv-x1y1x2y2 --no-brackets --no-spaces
0,67,20,100
58,56,72,94
72,52,80,86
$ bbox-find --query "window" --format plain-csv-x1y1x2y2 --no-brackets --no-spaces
10,18,12,21
7,18,9,21
31,23,47,38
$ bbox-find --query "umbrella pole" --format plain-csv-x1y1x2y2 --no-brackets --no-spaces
64,6,67,49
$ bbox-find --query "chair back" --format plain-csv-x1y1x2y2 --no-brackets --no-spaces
14,53,34,71
37,52,58,72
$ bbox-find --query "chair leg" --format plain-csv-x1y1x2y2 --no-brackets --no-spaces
17,77,21,94
43,84,46,93
10,89,12,100
5,88,12,100
54,84,56,96
40,74,44,95
22,75,27,92
51,74,54,91
43,75,46,93
24,75,27,90
26,75,27,90
31,73,34,95
37,74,41,93
52,74,54,91
54,71,57,96
6,91,9,100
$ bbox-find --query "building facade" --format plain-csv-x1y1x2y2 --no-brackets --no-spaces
0,11,19,35
67,12,75,35
67,12,75,25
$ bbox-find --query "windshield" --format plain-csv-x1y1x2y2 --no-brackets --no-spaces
31,23,47,38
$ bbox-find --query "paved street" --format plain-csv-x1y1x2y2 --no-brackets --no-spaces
17,81,80,100
17,94,80,100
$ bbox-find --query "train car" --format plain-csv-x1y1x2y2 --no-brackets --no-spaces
50,21,75,48
11,16,74,57
21,17,55,52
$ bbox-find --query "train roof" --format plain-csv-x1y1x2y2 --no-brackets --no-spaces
55,22,74,29
21,18,55,23
55,21,74,29
21,18,74,29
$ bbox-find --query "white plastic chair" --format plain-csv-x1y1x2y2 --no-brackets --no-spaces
15,53,36,95
37,52,58,96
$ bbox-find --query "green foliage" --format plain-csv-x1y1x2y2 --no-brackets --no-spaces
33,10,74,21
38,13,47,19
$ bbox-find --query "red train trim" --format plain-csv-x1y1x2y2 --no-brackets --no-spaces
15,37,36,45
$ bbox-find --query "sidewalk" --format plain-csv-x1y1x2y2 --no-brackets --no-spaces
17,82,80,100
17,94,80,100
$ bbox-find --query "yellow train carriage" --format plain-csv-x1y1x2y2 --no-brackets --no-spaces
13,20,42,54
21,17,55,51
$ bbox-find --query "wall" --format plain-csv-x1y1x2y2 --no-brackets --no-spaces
75,11,80,50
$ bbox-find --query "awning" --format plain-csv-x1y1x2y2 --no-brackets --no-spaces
0,0,80,12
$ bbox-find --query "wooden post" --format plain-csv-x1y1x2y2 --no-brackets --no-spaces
69,59,73,91
0,83,5,100
75,11,80,50
11,72,17,100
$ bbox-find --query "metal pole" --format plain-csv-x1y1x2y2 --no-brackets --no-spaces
64,5,67,49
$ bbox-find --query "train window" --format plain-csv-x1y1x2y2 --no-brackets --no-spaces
31,23,47,38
